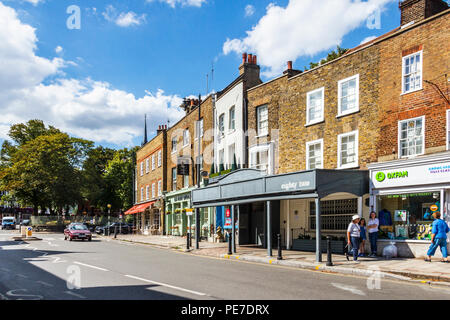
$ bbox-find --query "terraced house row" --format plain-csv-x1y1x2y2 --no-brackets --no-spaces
127,0,450,260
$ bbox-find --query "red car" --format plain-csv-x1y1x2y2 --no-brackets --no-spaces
64,223,92,241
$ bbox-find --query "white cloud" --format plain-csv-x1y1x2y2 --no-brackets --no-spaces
102,5,147,27
360,35,377,45
55,46,63,54
223,0,394,77
245,4,255,17
0,2,184,146
146,0,207,8
23,0,43,5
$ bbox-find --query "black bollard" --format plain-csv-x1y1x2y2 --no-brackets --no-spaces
228,232,232,255
277,234,283,260
114,226,117,239
187,232,190,250
326,236,333,266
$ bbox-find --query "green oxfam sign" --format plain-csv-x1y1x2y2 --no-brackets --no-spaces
375,170,408,183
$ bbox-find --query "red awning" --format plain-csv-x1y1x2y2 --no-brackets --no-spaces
124,201,155,215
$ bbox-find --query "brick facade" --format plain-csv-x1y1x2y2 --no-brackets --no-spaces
377,9,450,161
400,0,448,26
166,96,214,192
136,129,167,203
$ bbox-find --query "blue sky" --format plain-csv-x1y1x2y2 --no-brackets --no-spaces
0,0,411,149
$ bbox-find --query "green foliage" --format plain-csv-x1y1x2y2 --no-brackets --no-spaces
305,46,348,71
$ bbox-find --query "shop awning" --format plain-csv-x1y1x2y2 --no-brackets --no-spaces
124,201,155,215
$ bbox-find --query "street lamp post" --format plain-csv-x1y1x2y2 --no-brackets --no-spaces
107,204,111,236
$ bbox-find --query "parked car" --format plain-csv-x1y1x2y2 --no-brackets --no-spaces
98,223,130,235
64,223,92,241
1,217,16,230
20,219,31,226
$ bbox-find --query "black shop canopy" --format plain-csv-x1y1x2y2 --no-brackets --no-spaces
192,168,369,208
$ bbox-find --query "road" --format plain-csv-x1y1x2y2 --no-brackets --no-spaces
0,230,449,300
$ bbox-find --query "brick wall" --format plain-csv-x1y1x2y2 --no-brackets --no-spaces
277,45,381,173
136,130,166,203
377,11,450,161
166,95,214,192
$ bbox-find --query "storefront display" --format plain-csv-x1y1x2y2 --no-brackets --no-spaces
376,192,440,241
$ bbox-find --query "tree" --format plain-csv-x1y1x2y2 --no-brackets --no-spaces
306,46,348,71
0,121,93,215
102,147,138,211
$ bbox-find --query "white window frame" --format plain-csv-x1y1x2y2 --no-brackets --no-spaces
172,167,177,190
140,187,144,202
337,130,359,169
151,155,155,171
257,105,269,137
306,139,324,170
145,158,149,174
229,106,236,132
218,113,225,140
218,149,225,168
402,50,423,95
140,162,144,176
447,110,450,151
306,87,325,126
183,129,190,147
158,150,162,167
195,118,204,140
171,137,177,154
337,74,359,117
249,143,273,175
146,185,150,200
183,175,189,189
228,143,236,167
152,183,156,199
158,180,162,197
398,116,425,158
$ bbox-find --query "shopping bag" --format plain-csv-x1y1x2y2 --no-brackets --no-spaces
344,243,352,261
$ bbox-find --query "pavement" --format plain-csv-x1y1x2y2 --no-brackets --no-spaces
2,230,450,300
110,233,450,286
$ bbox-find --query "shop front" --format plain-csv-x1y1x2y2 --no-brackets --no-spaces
192,168,369,262
164,188,213,239
125,200,163,234
369,152,450,258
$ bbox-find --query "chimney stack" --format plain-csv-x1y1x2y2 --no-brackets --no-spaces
287,61,293,70
399,0,448,27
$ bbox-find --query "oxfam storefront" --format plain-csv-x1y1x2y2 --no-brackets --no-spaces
369,153,450,257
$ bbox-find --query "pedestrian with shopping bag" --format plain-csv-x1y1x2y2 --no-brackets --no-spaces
347,215,361,261
424,211,449,263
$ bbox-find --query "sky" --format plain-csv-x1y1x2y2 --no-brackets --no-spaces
0,0,423,149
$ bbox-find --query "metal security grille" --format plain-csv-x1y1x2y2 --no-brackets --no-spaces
310,199,358,231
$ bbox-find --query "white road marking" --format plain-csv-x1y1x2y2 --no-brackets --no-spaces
125,274,206,296
6,289,43,300
64,290,86,299
36,281,54,287
73,261,109,272
52,257,67,264
331,283,366,296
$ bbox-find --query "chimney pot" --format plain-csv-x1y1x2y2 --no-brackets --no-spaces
287,61,293,70
248,54,253,64
190,99,195,107
253,55,257,65
242,53,247,64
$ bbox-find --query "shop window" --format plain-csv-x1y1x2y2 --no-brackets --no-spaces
306,139,323,170
153,211,160,229
257,105,268,136
338,74,359,116
338,130,358,169
306,87,324,125
229,106,235,132
309,199,358,231
402,51,422,94
376,192,441,241
398,116,424,158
